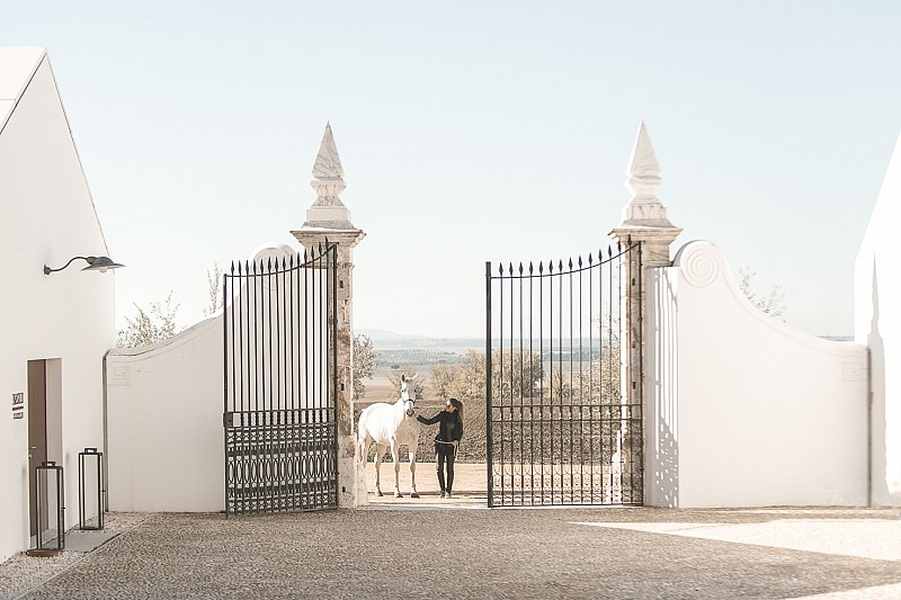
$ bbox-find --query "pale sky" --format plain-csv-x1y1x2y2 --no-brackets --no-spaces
4,2,900,338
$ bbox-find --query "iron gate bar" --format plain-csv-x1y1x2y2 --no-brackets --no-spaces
485,241,644,507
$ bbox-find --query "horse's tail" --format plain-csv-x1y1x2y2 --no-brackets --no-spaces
356,408,369,463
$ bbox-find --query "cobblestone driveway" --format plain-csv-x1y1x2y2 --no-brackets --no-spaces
14,508,901,599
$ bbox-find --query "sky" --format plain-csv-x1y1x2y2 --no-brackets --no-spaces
4,1,900,338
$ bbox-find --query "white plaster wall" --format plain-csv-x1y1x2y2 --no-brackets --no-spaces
0,51,115,561
106,318,224,512
646,241,868,508
855,132,901,506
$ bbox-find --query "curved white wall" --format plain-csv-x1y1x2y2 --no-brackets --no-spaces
647,241,868,507
107,317,224,512
855,132,901,506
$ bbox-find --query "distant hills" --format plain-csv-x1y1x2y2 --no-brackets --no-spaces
358,329,854,352
358,329,483,352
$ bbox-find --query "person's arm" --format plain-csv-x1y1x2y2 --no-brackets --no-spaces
417,412,441,425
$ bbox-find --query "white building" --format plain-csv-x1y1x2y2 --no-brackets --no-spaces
854,132,901,506
0,48,116,561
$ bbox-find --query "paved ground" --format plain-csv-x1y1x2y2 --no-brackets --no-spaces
6,507,901,599
0,513,148,600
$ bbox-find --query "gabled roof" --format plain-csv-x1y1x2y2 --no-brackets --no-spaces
0,47,46,136
0,47,110,253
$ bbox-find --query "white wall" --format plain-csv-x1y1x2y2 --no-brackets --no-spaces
855,132,901,506
0,49,115,561
107,317,225,512
646,241,868,508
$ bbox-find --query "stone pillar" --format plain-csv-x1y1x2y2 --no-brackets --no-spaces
609,122,681,504
291,123,367,508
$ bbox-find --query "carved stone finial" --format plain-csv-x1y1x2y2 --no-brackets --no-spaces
313,122,344,181
310,122,347,210
626,121,661,203
303,123,356,229
621,121,672,227
611,121,681,267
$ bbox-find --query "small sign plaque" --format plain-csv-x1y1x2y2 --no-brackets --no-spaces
12,392,24,420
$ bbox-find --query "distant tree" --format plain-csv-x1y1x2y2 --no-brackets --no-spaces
117,292,180,348
203,263,223,318
738,267,786,318
353,334,377,401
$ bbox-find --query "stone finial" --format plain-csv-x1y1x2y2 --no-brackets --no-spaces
626,122,661,202
303,123,355,230
611,121,681,267
313,122,344,182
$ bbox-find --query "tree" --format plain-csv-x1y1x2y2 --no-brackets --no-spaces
117,292,180,348
203,263,223,318
738,267,786,318
353,334,377,401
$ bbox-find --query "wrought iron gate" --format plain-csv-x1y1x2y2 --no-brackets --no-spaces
485,241,643,507
223,243,338,515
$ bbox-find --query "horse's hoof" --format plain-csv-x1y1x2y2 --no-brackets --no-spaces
410,492,420,499
394,492,404,498
377,490,384,497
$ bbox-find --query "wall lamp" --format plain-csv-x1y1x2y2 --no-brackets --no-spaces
44,256,125,275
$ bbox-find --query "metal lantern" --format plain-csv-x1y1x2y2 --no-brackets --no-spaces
78,448,104,530
28,461,65,555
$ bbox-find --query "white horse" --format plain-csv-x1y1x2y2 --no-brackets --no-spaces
357,375,421,498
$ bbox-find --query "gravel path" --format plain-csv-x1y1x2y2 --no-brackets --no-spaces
0,513,149,600
9,508,901,599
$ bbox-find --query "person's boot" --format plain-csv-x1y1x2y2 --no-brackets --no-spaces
440,490,447,499
445,491,453,499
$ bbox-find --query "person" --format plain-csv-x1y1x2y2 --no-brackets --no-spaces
417,398,463,498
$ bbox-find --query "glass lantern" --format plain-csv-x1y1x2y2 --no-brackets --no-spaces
78,447,104,530
28,461,65,555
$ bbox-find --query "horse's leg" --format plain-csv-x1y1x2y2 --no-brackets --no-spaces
390,437,403,498
409,440,419,498
374,443,384,497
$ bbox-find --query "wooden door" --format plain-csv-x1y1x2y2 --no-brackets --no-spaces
27,360,47,537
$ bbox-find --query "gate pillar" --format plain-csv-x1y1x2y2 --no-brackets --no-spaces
610,122,681,504
292,123,367,508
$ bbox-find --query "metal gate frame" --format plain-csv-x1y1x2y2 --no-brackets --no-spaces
223,243,338,515
485,241,643,507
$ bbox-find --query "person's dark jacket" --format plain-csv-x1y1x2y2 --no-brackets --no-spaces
416,410,463,443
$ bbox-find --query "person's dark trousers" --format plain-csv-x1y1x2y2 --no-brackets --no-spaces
435,443,456,493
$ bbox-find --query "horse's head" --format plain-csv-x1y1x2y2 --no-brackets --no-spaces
399,374,416,417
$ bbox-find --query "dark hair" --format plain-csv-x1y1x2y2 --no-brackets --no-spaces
448,398,463,421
